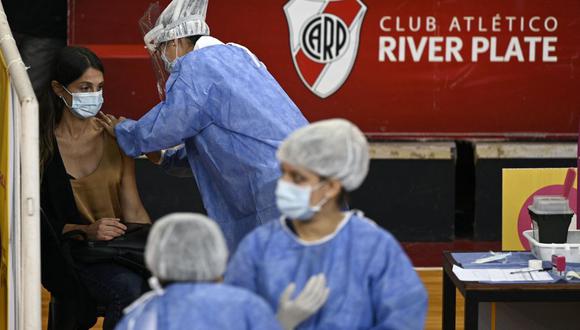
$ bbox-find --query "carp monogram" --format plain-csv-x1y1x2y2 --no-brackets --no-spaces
284,0,367,98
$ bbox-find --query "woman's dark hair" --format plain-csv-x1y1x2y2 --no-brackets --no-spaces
338,189,349,208
39,46,104,176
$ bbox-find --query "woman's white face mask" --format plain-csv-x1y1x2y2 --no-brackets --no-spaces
61,86,103,119
275,179,329,221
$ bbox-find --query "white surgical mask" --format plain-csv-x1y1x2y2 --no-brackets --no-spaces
61,86,103,119
275,179,329,221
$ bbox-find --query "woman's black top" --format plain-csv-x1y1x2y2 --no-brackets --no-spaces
40,139,96,327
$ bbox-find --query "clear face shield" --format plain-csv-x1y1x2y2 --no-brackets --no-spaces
140,0,211,100
139,2,169,101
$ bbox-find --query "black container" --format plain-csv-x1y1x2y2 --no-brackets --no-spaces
529,210,574,243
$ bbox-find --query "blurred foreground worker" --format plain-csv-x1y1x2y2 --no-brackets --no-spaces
99,0,308,252
115,213,282,330
226,119,428,329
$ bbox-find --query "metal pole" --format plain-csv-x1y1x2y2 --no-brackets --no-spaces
0,1,41,329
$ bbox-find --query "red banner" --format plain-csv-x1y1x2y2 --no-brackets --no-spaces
71,0,580,139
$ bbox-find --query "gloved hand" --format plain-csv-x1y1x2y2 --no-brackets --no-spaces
276,274,330,330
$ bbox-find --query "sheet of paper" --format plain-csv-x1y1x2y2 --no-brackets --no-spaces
452,265,553,282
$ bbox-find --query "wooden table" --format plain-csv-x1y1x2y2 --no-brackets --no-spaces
442,251,580,330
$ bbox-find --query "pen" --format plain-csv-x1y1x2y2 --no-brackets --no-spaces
509,268,551,275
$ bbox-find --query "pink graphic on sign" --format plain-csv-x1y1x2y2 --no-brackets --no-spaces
517,185,577,249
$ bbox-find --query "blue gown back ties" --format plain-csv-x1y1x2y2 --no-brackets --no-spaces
225,211,429,330
115,44,308,252
115,283,282,330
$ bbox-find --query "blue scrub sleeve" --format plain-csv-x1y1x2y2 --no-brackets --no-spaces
161,146,193,177
224,234,259,292
369,234,428,330
115,76,211,158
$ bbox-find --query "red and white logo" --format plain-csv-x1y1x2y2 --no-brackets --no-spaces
284,0,367,98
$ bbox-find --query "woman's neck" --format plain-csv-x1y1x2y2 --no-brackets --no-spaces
292,205,345,242
55,107,93,139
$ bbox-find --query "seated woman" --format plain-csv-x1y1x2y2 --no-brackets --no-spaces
225,119,428,330
40,46,150,330
116,213,282,330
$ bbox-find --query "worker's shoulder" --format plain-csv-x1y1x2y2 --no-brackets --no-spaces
181,44,242,66
218,283,271,304
348,211,398,242
247,218,285,241
191,283,271,307
235,218,285,251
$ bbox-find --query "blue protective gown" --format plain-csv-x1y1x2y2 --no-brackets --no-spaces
225,211,428,330
115,42,308,251
115,283,282,330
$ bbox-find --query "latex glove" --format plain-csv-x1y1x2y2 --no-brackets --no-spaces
276,274,330,330
145,150,165,165
96,112,126,138
566,270,580,280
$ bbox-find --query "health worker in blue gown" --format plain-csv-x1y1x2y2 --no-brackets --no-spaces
225,119,429,330
115,213,282,330
99,0,308,252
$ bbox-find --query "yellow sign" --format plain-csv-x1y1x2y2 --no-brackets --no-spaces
0,52,10,330
502,168,578,251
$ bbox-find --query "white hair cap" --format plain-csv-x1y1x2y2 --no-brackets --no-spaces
145,212,228,282
143,0,210,51
277,119,370,191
